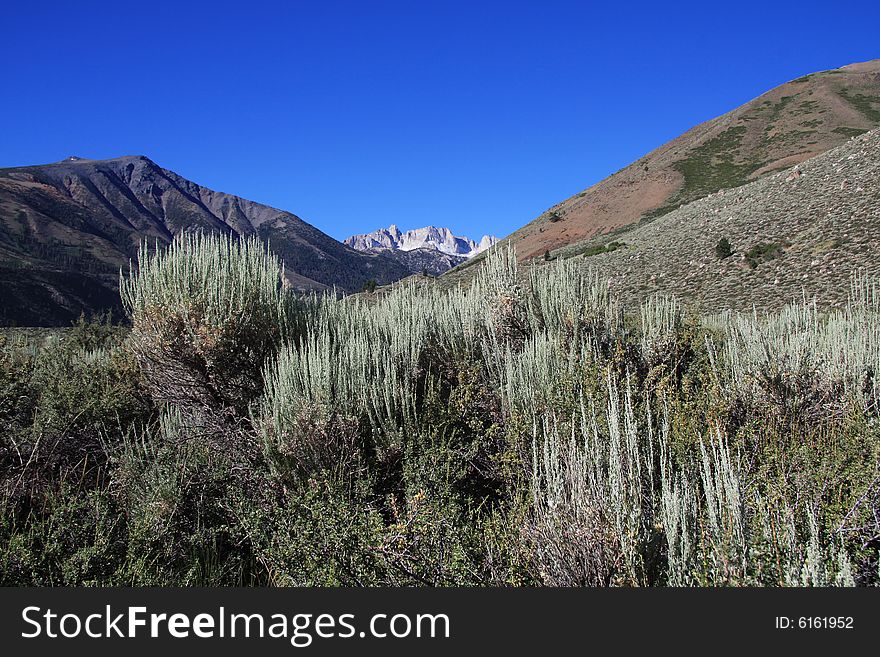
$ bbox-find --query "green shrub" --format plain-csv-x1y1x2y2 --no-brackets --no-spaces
715,237,733,260
68,310,127,351
0,486,126,585
115,410,265,585
1,326,152,515
581,241,625,257
745,242,783,268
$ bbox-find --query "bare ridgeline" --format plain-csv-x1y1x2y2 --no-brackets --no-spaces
2,222,879,585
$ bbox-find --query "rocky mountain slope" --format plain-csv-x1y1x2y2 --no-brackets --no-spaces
0,156,410,325
504,59,880,260
376,247,471,276
557,129,880,312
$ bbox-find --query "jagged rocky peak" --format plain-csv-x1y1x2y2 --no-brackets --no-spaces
345,224,498,258
478,235,496,250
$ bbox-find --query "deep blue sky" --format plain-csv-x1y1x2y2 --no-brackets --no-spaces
1,1,876,241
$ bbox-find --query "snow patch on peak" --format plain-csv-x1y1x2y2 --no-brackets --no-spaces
345,225,498,259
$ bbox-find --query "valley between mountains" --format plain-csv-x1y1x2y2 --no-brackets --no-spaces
4,55,880,590
1,59,879,325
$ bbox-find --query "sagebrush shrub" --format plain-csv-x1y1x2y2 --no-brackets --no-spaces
121,233,291,416
2,242,878,587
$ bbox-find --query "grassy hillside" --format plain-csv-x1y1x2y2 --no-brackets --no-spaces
547,128,880,312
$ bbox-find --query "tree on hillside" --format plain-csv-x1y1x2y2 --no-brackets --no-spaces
715,237,733,260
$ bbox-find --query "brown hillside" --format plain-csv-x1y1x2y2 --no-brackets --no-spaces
506,59,880,260
556,128,880,313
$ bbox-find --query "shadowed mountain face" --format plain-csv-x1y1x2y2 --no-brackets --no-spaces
0,156,409,325
503,59,880,260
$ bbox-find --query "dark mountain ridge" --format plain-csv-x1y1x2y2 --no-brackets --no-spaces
0,155,409,325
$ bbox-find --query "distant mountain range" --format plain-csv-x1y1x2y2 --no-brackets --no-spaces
344,225,497,274
346,224,497,257
0,156,413,325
